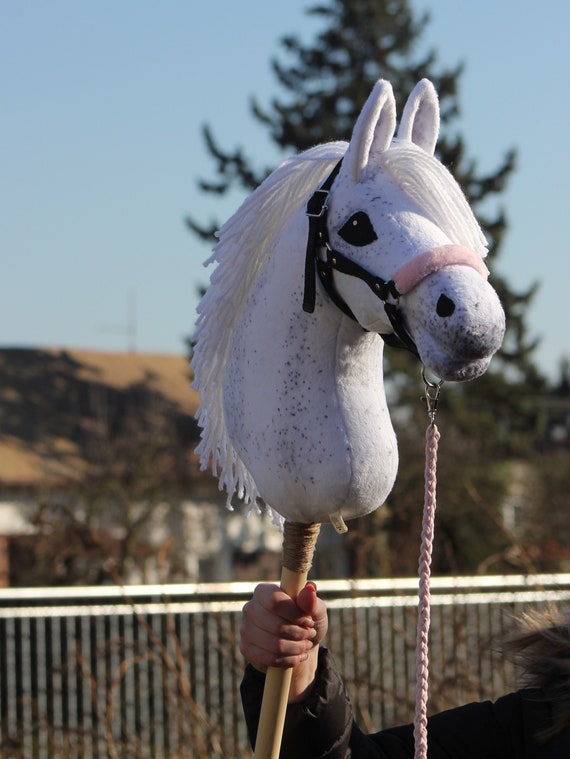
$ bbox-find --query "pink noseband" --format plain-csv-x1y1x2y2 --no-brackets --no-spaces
391,245,489,296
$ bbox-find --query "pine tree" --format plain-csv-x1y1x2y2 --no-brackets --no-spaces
188,0,546,574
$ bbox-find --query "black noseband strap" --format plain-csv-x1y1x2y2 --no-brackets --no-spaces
303,160,420,359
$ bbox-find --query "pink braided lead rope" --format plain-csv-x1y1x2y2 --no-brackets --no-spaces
413,375,442,759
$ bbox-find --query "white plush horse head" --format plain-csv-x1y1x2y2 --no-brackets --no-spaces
191,79,505,527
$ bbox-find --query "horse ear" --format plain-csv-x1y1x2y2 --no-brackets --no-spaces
342,80,396,183
397,79,440,155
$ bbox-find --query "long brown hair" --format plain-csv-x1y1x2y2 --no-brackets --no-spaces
504,608,570,739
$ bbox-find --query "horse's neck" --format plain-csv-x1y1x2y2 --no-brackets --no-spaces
234,207,395,429
222,210,398,521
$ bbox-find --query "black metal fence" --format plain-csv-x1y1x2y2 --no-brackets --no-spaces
1,575,570,758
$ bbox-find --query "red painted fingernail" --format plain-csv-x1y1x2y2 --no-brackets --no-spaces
306,581,317,593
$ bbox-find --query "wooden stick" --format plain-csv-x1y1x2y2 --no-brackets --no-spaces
253,521,321,759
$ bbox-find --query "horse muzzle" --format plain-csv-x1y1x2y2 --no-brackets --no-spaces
403,266,506,381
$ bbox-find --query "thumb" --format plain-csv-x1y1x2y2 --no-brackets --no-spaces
297,581,319,617
296,582,328,644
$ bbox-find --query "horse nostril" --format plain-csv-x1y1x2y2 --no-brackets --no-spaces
436,294,455,317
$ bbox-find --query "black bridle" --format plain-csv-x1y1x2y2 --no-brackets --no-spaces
302,160,420,359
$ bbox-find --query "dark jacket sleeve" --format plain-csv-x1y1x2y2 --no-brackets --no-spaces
241,647,569,758
241,647,354,758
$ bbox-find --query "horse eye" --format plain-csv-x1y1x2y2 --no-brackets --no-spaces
338,212,378,247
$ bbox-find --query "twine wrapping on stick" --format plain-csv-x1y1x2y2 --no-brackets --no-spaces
282,522,322,574
253,521,321,759
413,419,441,759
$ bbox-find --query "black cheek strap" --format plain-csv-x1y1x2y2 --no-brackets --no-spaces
302,160,420,359
302,160,343,314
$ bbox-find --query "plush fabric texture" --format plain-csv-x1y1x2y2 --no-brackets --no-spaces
191,78,505,526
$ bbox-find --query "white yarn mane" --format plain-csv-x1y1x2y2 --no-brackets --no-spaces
191,138,488,515
191,141,347,512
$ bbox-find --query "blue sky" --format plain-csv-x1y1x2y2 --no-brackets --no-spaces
2,1,569,379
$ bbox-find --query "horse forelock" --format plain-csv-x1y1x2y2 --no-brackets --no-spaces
191,141,347,516
380,142,488,256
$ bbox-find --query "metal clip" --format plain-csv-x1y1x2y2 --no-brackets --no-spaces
421,367,444,425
